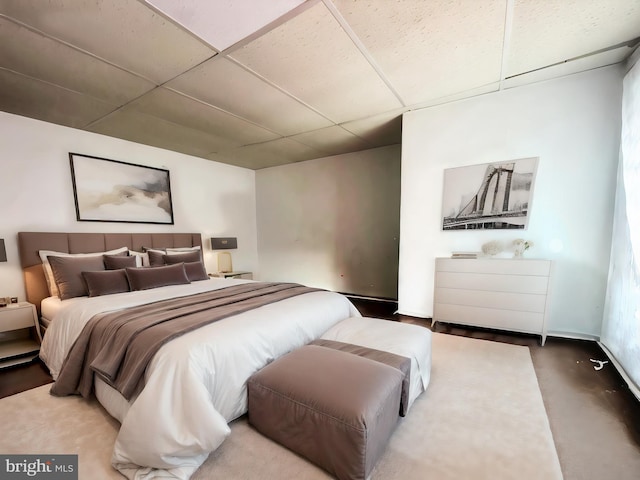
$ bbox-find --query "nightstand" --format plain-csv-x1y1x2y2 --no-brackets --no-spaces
209,271,253,280
0,302,42,368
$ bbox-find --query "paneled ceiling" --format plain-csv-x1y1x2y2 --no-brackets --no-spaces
1,0,639,169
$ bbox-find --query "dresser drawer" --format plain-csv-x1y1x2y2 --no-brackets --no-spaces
436,271,550,295
433,303,545,334
436,258,551,276
435,287,548,313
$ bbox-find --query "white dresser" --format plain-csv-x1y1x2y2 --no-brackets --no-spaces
433,258,553,345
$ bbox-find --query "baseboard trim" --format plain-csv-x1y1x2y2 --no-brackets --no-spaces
547,331,600,342
395,309,431,319
341,293,397,303
598,342,640,402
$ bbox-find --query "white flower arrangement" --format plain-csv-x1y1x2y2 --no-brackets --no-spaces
512,238,533,257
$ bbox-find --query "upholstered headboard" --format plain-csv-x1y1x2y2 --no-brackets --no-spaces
18,231,202,313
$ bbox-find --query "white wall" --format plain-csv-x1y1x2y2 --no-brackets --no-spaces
0,112,258,301
399,66,623,338
256,145,401,298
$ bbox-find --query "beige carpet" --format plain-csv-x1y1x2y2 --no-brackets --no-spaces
0,333,563,479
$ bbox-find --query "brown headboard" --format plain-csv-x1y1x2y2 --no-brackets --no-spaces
18,232,202,313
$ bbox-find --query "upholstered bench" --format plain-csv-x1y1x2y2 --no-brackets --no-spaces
247,344,404,480
321,316,433,412
309,338,412,416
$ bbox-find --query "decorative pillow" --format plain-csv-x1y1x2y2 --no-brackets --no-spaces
48,255,106,300
162,251,202,264
125,263,190,291
145,248,167,267
39,246,128,297
128,250,147,267
184,261,209,282
103,254,137,270
82,269,130,297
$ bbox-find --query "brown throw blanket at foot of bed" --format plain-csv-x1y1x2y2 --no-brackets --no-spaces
51,282,321,400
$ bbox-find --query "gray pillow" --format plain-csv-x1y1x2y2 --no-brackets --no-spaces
184,261,208,281
48,255,106,300
126,263,190,291
163,251,202,264
145,248,167,266
103,254,137,270
83,269,130,297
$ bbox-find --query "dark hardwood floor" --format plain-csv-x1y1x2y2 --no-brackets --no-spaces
0,357,52,399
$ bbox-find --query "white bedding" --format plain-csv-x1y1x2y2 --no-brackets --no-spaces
40,279,360,479
41,295,64,321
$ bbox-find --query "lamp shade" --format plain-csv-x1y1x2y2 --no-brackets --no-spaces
0,239,6,262
211,237,237,250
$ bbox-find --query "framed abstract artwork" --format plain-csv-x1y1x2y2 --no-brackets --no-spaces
69,153,174,224
441,157,538,230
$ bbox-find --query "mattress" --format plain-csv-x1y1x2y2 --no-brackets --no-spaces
40,296,63,321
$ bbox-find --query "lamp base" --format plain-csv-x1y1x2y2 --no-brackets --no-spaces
217,252,233,273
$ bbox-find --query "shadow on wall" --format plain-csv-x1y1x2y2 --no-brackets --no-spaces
333,157,401,299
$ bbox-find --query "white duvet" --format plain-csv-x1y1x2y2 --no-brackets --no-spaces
40,279,360,479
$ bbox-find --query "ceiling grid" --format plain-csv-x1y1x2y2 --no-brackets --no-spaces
0,0,639,169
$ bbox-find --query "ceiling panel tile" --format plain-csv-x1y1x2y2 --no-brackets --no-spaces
230,1,402,123
127,87,279,146
0,68,118,129
289,125,371,156
1,0,215,83
409,82,500,110
0,18,155,105
340,110,404,148
507,0,640,76
87,110,233,158
332,0,506,106
504,47,629,89
215,138,325,169
145,0,306,51
167,56,333,136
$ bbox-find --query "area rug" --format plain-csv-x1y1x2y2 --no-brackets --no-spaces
0,333,563,479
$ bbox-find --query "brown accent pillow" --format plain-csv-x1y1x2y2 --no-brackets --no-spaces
125,263,190,291
48,255,106,300
184,261,208,281
83,269,130,297
163,251,202,264
146,249,167,266
103,254,137,270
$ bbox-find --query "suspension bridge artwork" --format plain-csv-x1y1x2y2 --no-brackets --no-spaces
442,157,538,230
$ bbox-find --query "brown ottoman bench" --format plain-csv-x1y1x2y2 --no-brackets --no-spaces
247,344,404,480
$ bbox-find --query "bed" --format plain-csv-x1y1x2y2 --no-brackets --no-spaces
18,232,361,479
18,232,431,479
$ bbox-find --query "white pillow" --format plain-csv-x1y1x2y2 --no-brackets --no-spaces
39,246,128,297
128,250,148,267
166,246,201,253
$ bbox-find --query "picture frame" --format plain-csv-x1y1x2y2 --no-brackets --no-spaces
69,153,174,224
441,157,538,230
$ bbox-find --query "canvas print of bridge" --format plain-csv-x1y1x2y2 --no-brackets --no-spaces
442,157,538,230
